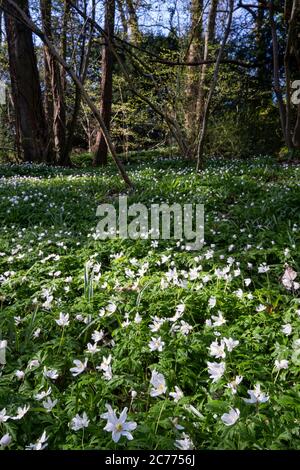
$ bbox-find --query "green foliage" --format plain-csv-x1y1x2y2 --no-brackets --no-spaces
0,155,299,449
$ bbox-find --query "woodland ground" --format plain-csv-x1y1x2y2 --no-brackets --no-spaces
0,153,300,450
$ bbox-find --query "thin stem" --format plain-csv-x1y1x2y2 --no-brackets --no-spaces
155,400,166,434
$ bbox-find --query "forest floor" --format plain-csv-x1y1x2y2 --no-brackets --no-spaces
0,154,300,450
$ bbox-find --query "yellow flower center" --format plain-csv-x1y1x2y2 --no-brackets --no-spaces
115,423,123,432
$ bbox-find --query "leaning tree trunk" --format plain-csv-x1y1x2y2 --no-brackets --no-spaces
4,0,50,163
93,0,115,166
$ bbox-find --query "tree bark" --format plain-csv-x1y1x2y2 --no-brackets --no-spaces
270,0,289,147
56,0,68,165
196,0,234,171
93,0,115,166
256,2,272,89
4,0,50,162
284,0,300,148
185,0,203,149
126,0,141,43
40,0,65,165
41,0,54,164
117,0,128,37
196,0,218,146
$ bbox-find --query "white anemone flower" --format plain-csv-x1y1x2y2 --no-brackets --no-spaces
12,405,30,420
25,431,48,450
243,384,269,404
0,408,10,423
275,359,289,370
207,361,226,382
101,405,137,443
70,412,90,431
221,408,240,426
55,312,70,327
169,386,184,402
223,337,239,352
70,358,88,376
43,367,59,380
150,370,167,396
148,336,165,352
0,433,12,448
208,340,226,359
281,324,292,336
42,397,58,412
226,376,243,394
175,433,194,450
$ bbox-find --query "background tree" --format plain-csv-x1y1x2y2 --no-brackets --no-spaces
0,0,297,169
4,0,50,162
94,0,115,166
184,0,203,148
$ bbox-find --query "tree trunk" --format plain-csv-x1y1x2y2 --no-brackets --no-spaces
4,0,50,162
126,0,141,43
93,0,115,166
284,0,300,148
0,9,3,45
185,0,203,150
40,0,67,165
55,0,68,165
62,0,94,164
117,0,128,37
40,0,56,164
196,0,234,171
270,0,290,148
196,0,218,147
256,3,272,90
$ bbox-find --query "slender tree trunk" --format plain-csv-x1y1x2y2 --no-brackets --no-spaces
270,0,290,148
185,0,203,150
284,1,293,149
196,0,218,146
117,0,128,37
126,0,141,43
40,0,68,165
284,0,300,148
256,3,272,90
0,9,3,44
40,0,56,164
94,0,115,166
196,0,234,171
4,0,50,162
63,0,94,163
55,0,68,165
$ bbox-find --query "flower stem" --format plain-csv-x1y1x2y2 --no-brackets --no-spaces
155,400,166,434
